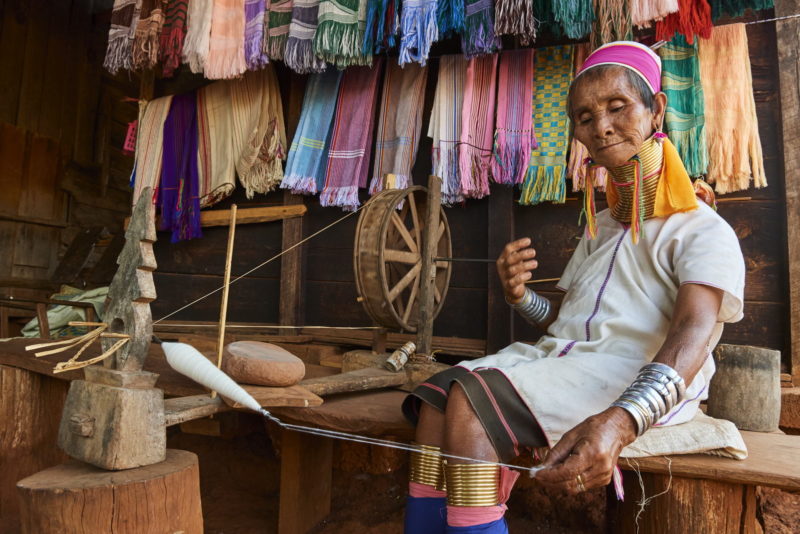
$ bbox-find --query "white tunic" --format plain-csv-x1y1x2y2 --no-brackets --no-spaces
460,203,745,445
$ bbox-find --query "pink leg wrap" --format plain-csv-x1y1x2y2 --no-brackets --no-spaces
446,467,520,527
410,481,447,499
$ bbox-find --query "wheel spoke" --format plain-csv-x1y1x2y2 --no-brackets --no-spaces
388,262,421,302
408,194,422,253
402,273,420,324
391,212,419,253
385,249,421,264
434,284,442,304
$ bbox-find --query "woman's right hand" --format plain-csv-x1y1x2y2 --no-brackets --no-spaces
496,238,538,304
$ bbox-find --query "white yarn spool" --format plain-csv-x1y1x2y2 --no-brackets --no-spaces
162,342,263,413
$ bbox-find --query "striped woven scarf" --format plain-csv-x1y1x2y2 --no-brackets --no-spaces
698,23,766,193
245,0,270,69
321,60,383,210
660,34,708,178
132,0,166,70
230,67,287,197
105,0,141,74
631,0,678,28
553,0,594,39
269,0,294,60
428,54,467,204
160,93,202,243
520,45,573,206
282,70,344,194
369,62,428,194
197,81,236,207
399,0,438,66
459,54,498,199
363,0,399,55
655,0,712,44
591,0,632,48
492,49,534,186
183,0,213,73
461,0,500,58
205,0,247,79
285,0,328,73
494,0,536,44
132,95,174,217
159,0,189,77
315,0,372,67
437,0,464,37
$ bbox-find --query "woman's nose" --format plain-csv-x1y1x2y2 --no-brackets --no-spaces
593,113,614,139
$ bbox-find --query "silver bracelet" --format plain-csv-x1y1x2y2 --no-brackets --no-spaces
611,362,687,436
507,288,551,326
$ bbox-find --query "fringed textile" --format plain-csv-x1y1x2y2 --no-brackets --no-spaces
492,49,534,186
245,0,270,69
159,0,189,77
428,55,468,204
183,0,213,73
269,0,294,60
520,45,573,206
321,60,383,210
655,0,712,44
230,67,288,198
399,0,438,66
591,0,632,48
132,96,173,219
494,0,537,44
659,34,708,177
369,63,428,194
205,0,247,79
315,0,372,67
437,0,465,38
363,0,399,55
160,93,202,243
461,0,500,58
631,0,678,28
105,0,141,74
711,0,773,21
698,23,766,193
285,0,328,73
552,0,594,39
459,54,498,198
282,70,344,194
132,0,166,70
197,81,236,207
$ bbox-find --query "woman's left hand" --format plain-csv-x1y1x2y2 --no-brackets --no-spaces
533,407,638,494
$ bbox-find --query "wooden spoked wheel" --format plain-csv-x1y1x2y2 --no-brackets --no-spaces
354,186,452,333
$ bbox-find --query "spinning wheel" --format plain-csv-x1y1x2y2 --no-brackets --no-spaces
354,186,452,332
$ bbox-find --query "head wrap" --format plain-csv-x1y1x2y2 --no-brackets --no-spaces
576,41,662,94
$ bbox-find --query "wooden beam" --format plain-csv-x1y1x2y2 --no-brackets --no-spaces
486,185,515,353
775,0,800,383
279,192,305,333
124,205,307,229
416,176,442,355
278,429,332,534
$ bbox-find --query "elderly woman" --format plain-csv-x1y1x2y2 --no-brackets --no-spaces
402,41,745,534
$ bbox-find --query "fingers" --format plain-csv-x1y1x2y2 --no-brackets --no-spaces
496,238,539,301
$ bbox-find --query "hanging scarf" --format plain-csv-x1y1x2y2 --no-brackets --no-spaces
520,45,573,206
183,0,213,73
268,0,294,60
132,96,173,212
399,0,438,66
363,0,399,55
655,0,712,44
132,0,166,70
245,0,270,69
197,81,236,207
492,49,534,186
711,0,773,21
591,0,632,48
159,0,189,77
437,0,465,37
552,0,594,40
160,93,202,243
321,60,383,210
205,0,247,79
494,0,537,44
429,55,468,204
461,0,500,58
285,0,328,73
369,63,428,194
631,0,678,28
659,34,708,178
315,0,372,67
282,70,344,194
105,0,141,74
698,23,766,193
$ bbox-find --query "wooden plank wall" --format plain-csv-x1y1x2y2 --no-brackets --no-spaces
149,19,790,370
0,0,137,294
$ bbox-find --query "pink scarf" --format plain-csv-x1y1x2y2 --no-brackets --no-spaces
459,54,498,199
492,49,534,185
205,0,247,79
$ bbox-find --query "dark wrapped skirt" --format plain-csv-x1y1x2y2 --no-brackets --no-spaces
402,366,548,463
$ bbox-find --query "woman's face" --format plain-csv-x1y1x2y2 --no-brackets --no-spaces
570,67,667,169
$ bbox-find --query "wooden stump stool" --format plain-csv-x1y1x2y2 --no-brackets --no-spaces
16,449,203,534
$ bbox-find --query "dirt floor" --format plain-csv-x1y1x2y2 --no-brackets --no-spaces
168,416,799,533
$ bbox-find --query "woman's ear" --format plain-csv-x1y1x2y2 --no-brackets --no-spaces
653,92,668,130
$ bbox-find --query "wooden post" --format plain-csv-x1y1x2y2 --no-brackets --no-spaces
278,429,333,534
775,0,800,383
35,303,49,339
17,450,203,534
416,176,442,356
371,327,388,354
280,191,305,334
486,186,515,353
212,205,237,398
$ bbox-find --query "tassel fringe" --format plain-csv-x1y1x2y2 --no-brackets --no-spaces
104,37,134,74
494,0,537,44
398,1,439,66
285,36,328,73
314,21,372,66
319,185,360,211
492,131,531,185
520,165,567,205
438,0,465,37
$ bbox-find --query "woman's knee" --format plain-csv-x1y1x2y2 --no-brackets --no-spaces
416,402,446,447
